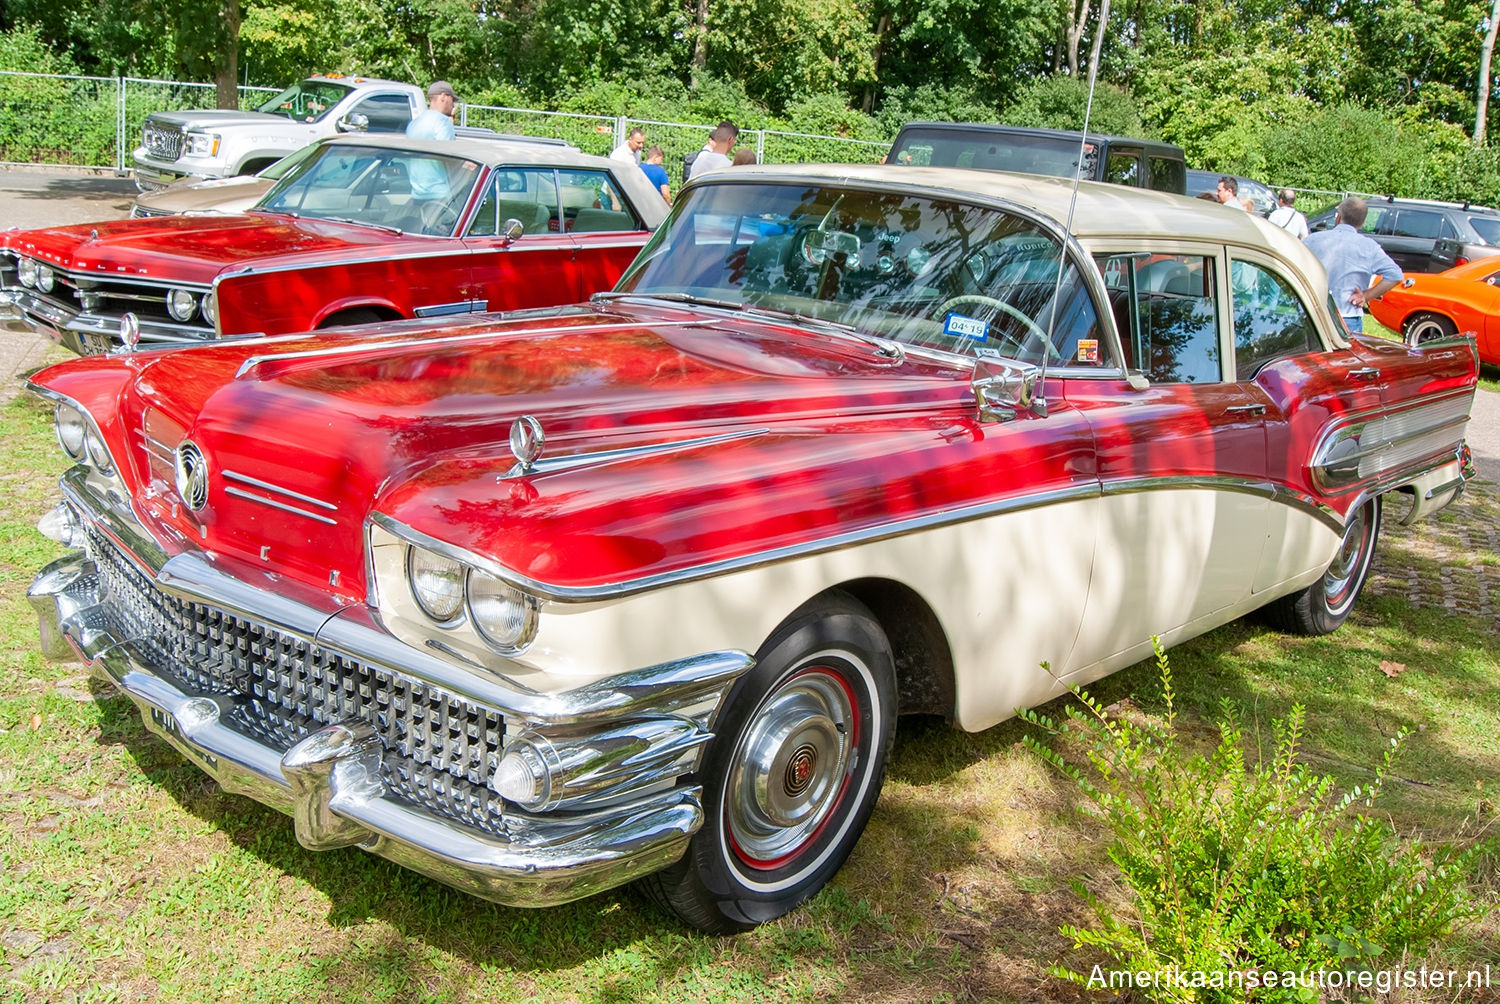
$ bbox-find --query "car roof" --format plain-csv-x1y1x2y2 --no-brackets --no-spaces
697,162,1317,254
1350,195,1500,216
322,133,618,169
894,121,1183,153
305,74,411,88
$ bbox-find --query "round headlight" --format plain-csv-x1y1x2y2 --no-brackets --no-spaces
55,404,86,459
167,288,198,322
35,265,55,293
201,290,217,326
467,570,538,653
16,257,37,287
83,423,114,475
408,547,465,622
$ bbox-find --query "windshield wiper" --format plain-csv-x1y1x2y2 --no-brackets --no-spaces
320,216,406,235
598,291,904,361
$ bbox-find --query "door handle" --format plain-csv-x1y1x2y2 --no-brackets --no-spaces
1225,403,1267,416
1348,367,1380,381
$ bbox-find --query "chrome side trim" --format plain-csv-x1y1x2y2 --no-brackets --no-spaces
413,300,482,317
224,486,339,525
1309,392,1473,493
233,318,702,379
500,427,770,480
1100,475,1277,500
223,469,338,510
142,433,175,465
370,480,1104,603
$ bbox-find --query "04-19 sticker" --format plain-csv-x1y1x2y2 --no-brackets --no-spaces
944,313,988,342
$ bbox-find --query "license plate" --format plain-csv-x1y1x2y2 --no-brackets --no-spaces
78,331,113,355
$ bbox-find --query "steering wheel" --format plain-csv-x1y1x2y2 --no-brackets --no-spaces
937,294,1060,361
421,200,460,235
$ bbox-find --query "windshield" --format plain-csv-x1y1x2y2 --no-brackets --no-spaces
255,80,354,123
888,128,1098,181
257,144,483,236
257,141,325,180
1468,216,1500,245
616,180,1103,365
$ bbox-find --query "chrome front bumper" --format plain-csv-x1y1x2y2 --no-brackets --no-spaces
1,288,213,355
29,490,752,907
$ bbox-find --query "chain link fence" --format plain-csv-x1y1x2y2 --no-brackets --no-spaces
0,70,892,177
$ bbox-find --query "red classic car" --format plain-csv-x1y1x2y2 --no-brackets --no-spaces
27,167,1477,932
1367,256,1500,366
1,135,667,354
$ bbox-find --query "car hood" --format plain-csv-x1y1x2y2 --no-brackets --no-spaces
2,214,435,284
136,175,275,215
38,301,1058,599
145,110,296,130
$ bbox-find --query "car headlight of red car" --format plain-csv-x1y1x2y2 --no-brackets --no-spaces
55,404,87,459
200,290,217,326
405,544,541,655
167,288,199,322
34,264,55,293
16,257,36,287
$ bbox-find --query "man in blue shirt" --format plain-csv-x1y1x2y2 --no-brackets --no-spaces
406,81,457,141
1304,197,1402,332
641,145,671,204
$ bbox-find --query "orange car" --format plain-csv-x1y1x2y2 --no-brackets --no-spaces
1368,257,1500,365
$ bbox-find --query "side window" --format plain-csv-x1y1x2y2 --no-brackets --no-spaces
1230,259,1323,379
465,169,557,236
1149,156,1185,194
1439,216,1459,241
1097,252,1221,383
1363,206,1391,235
1392,209,1442,240
558,168,645,232
348,93,415,133
1105,149,1142,187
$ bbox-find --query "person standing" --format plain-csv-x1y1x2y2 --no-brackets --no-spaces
1267,188,1310,239
611,127,645,166
687,121,738,180
731,148,757,166
1304,197,1403,333
406,81,457,141
641,145,671,204
1216,176,1246,210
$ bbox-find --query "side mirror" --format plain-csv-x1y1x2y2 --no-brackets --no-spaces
501,218,525,242
971,353,1045,422
336,113,369,133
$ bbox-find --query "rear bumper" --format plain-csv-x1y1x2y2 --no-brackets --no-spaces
29,477,752,908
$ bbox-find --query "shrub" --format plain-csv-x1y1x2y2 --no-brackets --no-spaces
1020,641,1486,1004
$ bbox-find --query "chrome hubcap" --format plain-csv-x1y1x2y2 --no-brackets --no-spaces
727,668,856,866
1324,505,1369,609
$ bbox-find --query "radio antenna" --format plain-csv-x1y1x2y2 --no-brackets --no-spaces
1037,0,1109,414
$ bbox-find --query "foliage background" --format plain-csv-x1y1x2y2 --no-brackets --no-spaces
5,2,1500,193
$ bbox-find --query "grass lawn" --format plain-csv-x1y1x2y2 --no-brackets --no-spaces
1,369,1497,1003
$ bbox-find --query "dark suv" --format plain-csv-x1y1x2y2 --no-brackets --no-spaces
887,122,1186,194
1308,196,1500,273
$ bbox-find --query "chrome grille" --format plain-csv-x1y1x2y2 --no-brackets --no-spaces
85,522,509,831
130,204,173,219
142,122,183,161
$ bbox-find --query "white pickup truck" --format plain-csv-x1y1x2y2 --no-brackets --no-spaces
132,75,429,191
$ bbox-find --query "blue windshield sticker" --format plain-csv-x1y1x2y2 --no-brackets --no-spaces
944,313,988,342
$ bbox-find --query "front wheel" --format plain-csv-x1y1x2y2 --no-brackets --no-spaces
1266,495,1382,635
645,591,896,932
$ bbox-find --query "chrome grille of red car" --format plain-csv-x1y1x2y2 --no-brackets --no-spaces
84,521,509,831
142,122,183,161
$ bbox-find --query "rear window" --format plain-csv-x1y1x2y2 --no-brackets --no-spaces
1149,156,1186,195
1469,216,1500,245
1391,209,1442,240
889,128,1098,181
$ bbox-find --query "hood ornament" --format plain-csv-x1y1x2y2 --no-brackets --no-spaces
507,415,545,476
89,228,99,241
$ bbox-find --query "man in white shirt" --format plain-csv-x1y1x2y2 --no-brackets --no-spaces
687,122,738,180
610,127,644,166
1267,188,1310,239
1215,176,1247,210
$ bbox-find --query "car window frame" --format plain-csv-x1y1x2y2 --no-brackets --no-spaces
1225,246,1333,378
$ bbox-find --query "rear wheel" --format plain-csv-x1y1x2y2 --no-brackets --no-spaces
645,591,896,932
1266,495,1382,635
1404,312,1457,344
317,308,386,328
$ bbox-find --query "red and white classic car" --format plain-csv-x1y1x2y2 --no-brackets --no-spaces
28,166,1477,931
1,135,666,355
